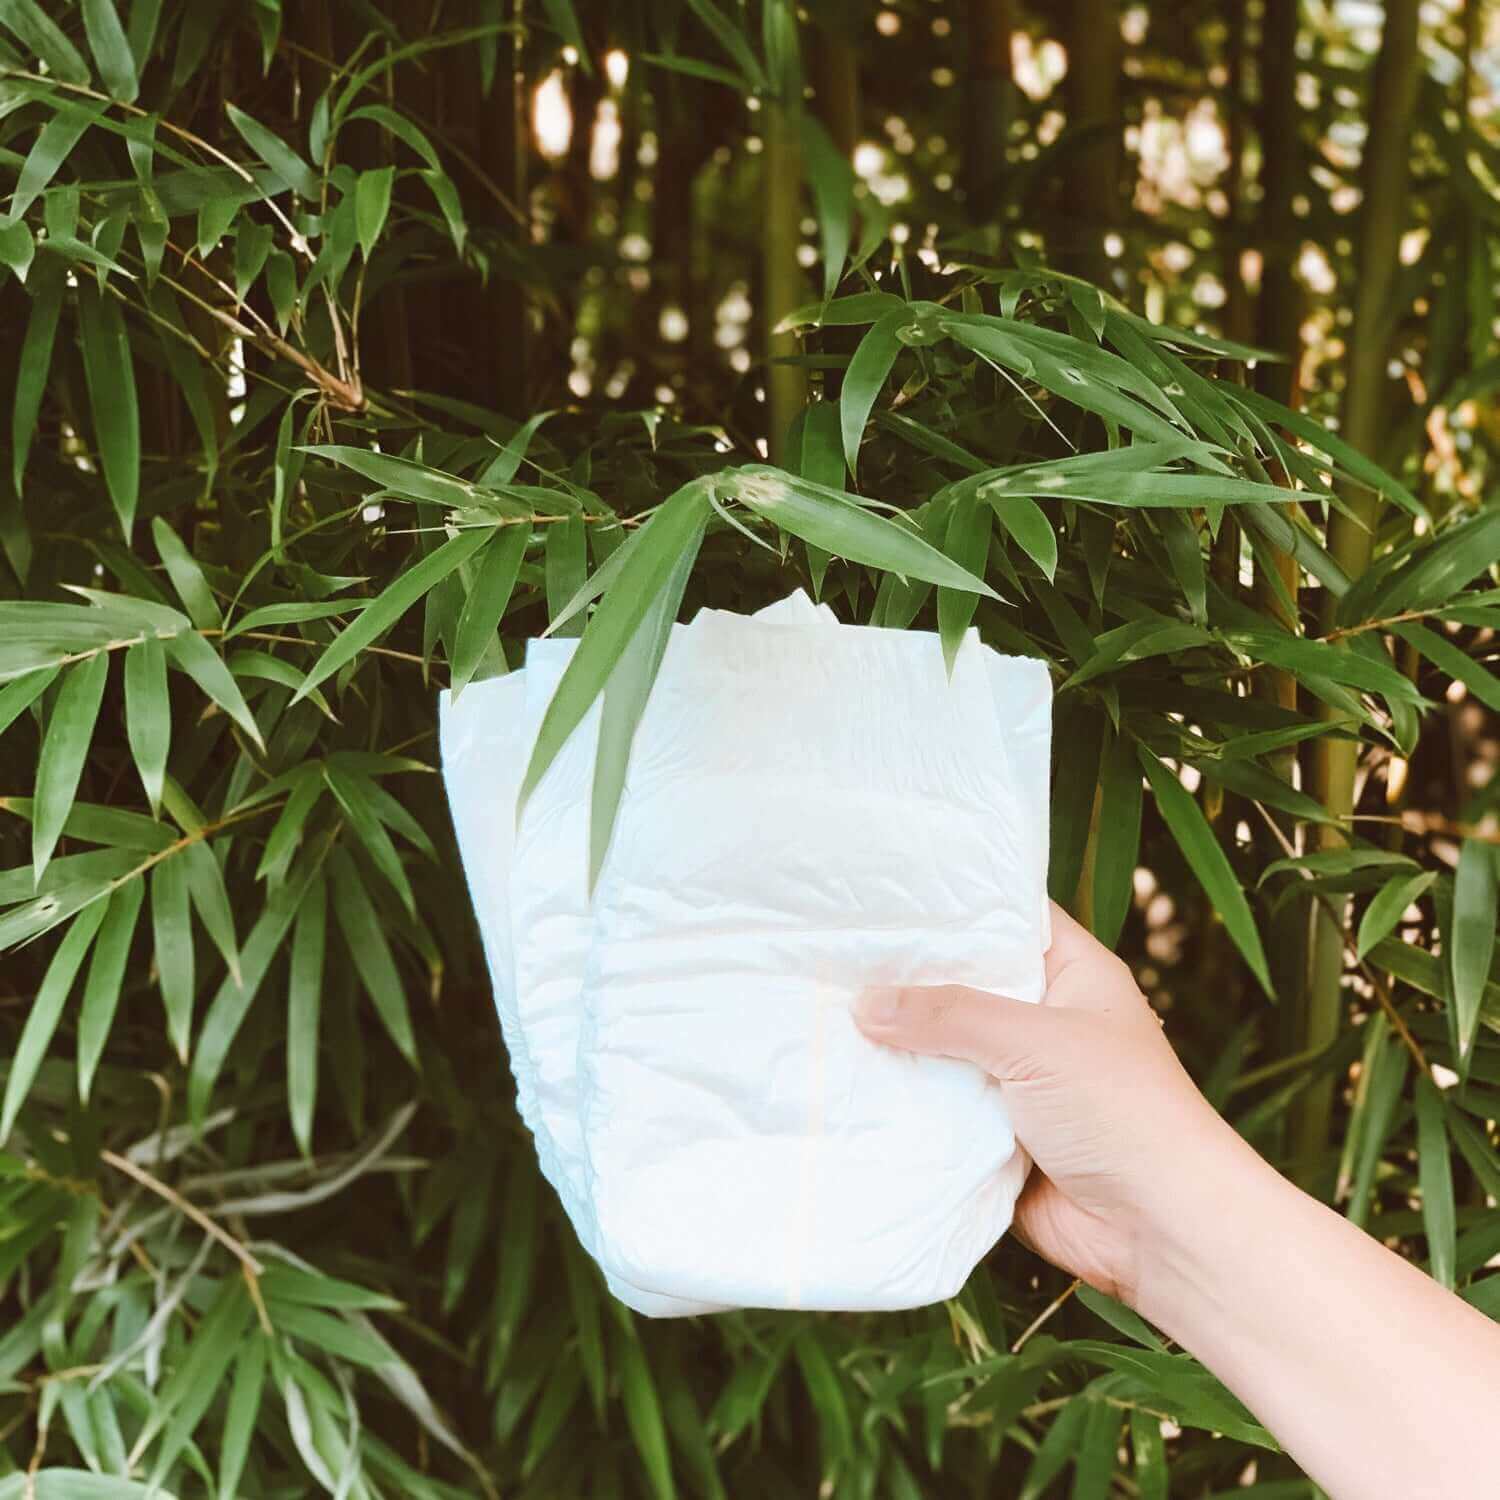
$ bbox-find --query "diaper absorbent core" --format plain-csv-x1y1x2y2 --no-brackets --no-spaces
439,589,1053,1316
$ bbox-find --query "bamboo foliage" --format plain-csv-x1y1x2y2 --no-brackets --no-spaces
0,2,1498,1497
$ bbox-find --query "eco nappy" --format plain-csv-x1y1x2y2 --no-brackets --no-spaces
439,589,1052,1315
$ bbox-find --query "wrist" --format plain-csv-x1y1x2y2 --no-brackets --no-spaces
1125,1113,1291,1338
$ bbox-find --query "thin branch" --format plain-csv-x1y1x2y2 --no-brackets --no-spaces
100,1148,265,1277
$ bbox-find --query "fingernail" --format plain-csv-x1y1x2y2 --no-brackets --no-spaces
855,987,903,1025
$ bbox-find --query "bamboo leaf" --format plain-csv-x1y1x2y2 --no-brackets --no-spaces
81,0,138,100
1093,731,1143,947
1140,746,1272,997
0,666,57,738
589,539,696,893
1355,870,1436,960
293,527,493,703
1413,1074,1456,1290
799,114,853,300
77,283,141,541
150,516,221,629
987,492,1058,581
735,470,999,597
615,1325,677,1500
76,877,144,1102
226,102,319,198
936,490,991,672
0,901,109,1140
123,637,169,814
355,166,394,259
33,652,111,886
325,766,414,916
0,0,91,81
840,307,907,480
218,1335,268,1500
1452,839,1498,1061
450,524,528,696
544,512,587,639
330,849,417,1066
150,855,193,1062
13,260,64,495
188,864,315,1124
181,838,238,984
517,481,711,819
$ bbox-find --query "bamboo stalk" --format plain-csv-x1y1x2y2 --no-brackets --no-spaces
1299,0,1423,1174
763,100,808,464
962,0,1015,226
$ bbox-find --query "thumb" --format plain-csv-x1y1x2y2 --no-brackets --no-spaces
852,983,1067,1082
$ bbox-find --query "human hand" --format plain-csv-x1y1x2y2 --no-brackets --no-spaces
853,902,1263,1310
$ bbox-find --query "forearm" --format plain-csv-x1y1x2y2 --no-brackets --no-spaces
1133,1126,1500,1500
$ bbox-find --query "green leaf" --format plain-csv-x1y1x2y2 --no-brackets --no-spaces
218,1335,267,1500
590,539,696,893
682,0,765,87
1071,1398,1120,1500
936,490,991,672
1342,1013,1408,1227
76,876,144,1102
1140,746,1272,997
1228,383,1428,522
0,901,109,1141
149,854,193,1062
1356,870,1436,960
33,652,111,886
330,850,417,1066
294,526,493,704
13,260,64,495
1130,1409,1168,1500
0,218,34,282
799,114,853,300
1093,731,1143,947
355,166,394,259
988,493,1058,581
1156,509,1207,624
150,515,221,629
226,102,319,198
1259,847,1418,887
0,0,92,83
255,771,322,886
144,1279,253,1487
518,482,712,819
181,838,239,984
77,284,141,541
614,1325,677,1500
840,307,907,480
1452,839,1498,1061
81,0,138,100
544,512,588,639
793,1332,854,1468
1066,1343,1275,1448
1391,622,1500,714
1064,618,1210,690
1413,1074,1456,1289
0,666,56,739
1076,1284,1165,1351
735,469,999,597
123,637,169,815
325,765,415,916
188,864,315,1123
450,524,528,697
8,102,104,223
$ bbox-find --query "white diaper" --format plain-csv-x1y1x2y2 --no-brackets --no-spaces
439,589,1052,1315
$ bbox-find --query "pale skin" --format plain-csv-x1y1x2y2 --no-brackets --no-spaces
854,902,1500,1500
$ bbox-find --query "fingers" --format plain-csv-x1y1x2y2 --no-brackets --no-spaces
853,983,1063,1081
